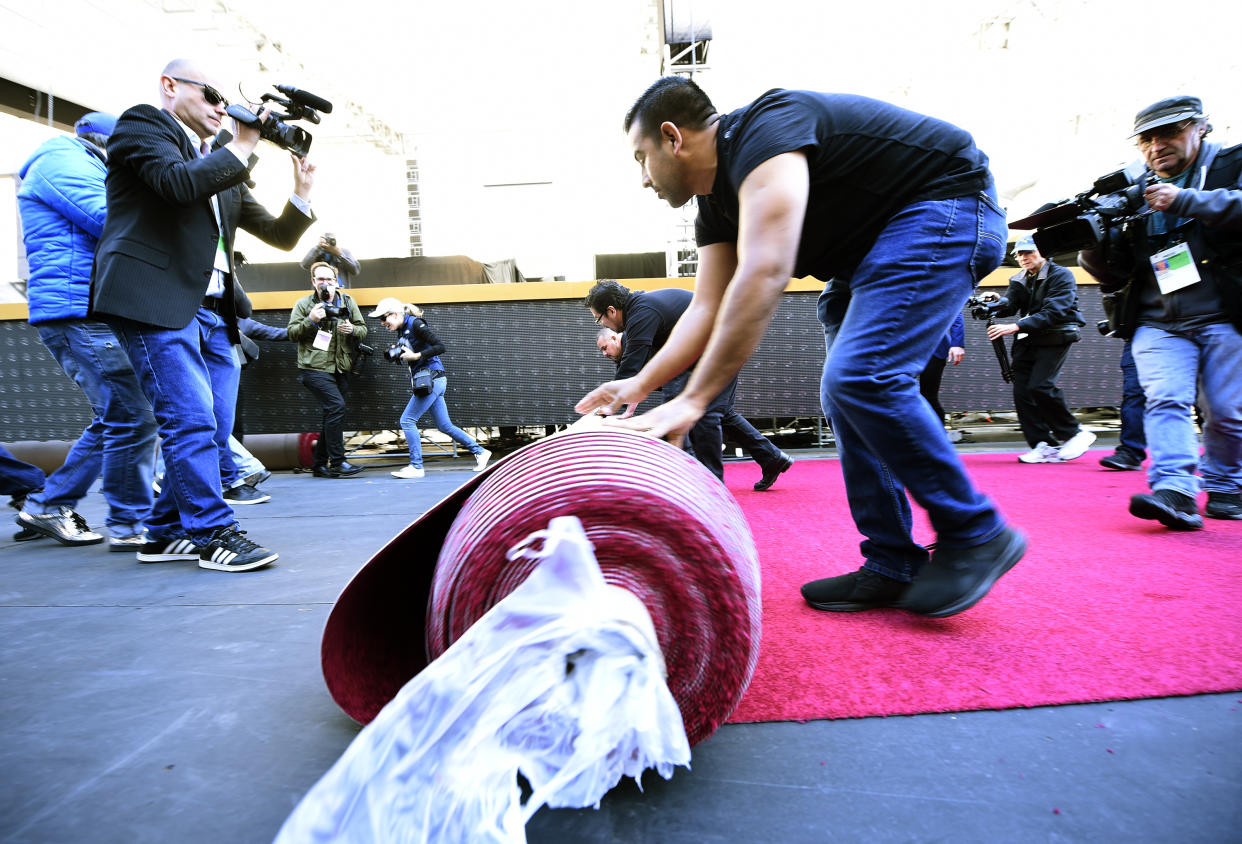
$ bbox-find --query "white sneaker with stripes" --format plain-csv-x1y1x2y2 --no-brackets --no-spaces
136,537,200,563
197,527,277,572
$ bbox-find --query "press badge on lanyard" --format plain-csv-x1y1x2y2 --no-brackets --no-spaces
1150,241,1200,295
312,328,333,351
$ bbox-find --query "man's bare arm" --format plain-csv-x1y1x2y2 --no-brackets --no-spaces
676,152,809,409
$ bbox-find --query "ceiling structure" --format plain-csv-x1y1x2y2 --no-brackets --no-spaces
2,0,1240,283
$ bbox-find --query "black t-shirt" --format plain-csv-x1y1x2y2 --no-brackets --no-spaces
615,288,692,379
695,89,993,279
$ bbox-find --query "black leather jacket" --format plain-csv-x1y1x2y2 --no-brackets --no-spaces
993,259,1084,345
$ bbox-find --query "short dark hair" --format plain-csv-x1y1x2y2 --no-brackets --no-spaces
623,76,716,141
584,279,630,314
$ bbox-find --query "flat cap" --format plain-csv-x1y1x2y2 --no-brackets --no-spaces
1132,96,1204,137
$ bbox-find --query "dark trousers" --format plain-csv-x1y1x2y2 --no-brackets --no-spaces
664,376,782,482
1011,341,1080,448
1118,340,1147,459
920,355,948,422
300,369,351,467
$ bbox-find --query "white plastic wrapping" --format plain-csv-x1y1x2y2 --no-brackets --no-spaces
275,516,691,844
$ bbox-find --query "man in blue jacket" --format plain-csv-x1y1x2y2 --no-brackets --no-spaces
15,113,157,549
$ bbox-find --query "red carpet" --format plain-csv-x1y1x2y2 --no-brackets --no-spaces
724,451,1242,723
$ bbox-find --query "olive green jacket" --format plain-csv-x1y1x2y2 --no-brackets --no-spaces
287,292,368,373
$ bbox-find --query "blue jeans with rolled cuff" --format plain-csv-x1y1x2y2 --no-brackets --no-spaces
817,190,1009,581
23,320,156,536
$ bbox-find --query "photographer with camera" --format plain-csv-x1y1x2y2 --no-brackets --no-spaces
300,232,360,289
1078,95,1242,528
91,58,316,572
370,298,491,479
288,263,368,478
980,236,1094,464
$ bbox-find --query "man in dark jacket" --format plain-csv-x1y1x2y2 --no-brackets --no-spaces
15,113,157,549
1080,95,1242,529
982,236,1094,463
92,58,315,571
584,279,792,488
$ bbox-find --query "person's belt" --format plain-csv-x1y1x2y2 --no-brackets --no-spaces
201,296,223,311
430,369,447,380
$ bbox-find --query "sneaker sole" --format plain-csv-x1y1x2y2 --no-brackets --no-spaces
225,495,271,505
16,514,104,546
1205,508,1242,520
917,528,1027,619
137,539,201,563
804,598,903,612
197,552,278,572
1129,496,1203,530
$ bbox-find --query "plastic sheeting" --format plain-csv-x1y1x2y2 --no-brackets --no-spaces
276,516,690,843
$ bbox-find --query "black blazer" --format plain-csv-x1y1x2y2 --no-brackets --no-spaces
91,104,313,330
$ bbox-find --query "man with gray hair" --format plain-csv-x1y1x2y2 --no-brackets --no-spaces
1080,95,1242,529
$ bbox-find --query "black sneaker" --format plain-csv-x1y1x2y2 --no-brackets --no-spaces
1205,492,1242,520
198,527,277,572
1129,489,1203,530
16,508,104,546
328,461,364,478
1099,451,1143,471
754,452,794,491
903,525,1027,618
136,537,201,563
223,484,270,505
801,568,910,612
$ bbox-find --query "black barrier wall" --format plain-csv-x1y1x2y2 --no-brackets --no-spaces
0,288,1124,441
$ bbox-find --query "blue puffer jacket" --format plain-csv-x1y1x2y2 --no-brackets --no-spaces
17,136,108,324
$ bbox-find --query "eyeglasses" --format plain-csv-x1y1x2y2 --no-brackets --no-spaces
593,309,606,325
1137,120,1192,149
313,276,336,282
171,77,228,108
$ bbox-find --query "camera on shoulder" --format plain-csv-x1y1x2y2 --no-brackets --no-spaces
1009,161,1155,257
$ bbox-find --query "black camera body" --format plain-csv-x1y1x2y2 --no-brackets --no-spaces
1010,162,1155,257
966,295,1003,321
385,339,413,363
324,235,337,247
226,84,333,158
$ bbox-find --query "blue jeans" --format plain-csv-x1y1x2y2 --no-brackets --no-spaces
1118,339,1147,460
109,308,241,543
154,436,263,489
1131,322,1242,497
24,320,156,535
0,444,46,497
399,376,482,468
817,191,1007,580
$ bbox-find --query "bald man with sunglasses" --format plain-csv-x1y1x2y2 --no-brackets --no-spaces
91,58,316,572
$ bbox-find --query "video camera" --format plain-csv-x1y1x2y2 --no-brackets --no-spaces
226,84,333,158
965,295,1003,321
1009,161,1155,257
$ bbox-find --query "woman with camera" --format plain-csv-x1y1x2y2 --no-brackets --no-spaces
370,297,491,479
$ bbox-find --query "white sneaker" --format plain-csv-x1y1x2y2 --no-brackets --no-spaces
473,449,493,472
1057,428,1097,461
1018,442,1062,464
391,465,425,479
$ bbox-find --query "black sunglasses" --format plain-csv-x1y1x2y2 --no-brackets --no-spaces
171,77,228,107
